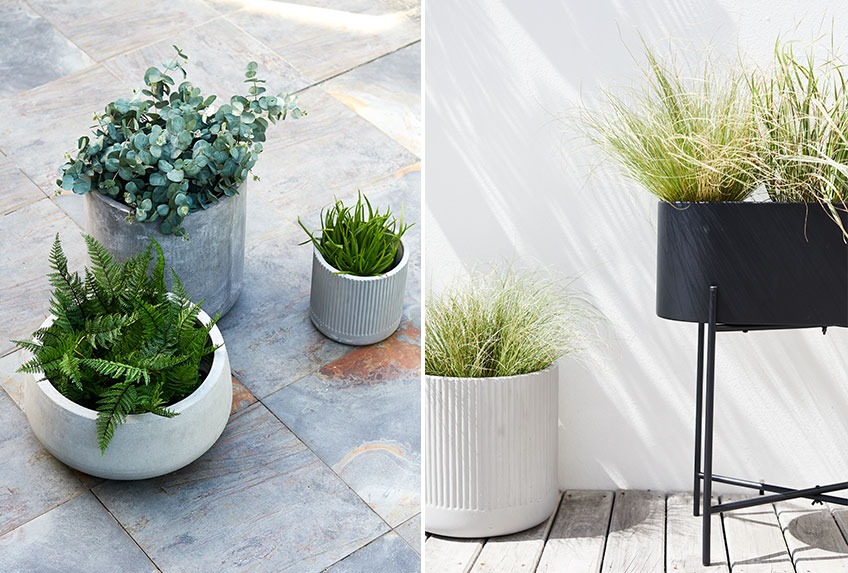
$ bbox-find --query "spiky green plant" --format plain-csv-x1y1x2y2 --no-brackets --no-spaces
425,269,591,378
750,38,848,232
298,192,412,276
14,235,217,453
587,47,760,202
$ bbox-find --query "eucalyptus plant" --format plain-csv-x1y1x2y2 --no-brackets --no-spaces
14,235,218,453
425,269,592,379
298,192,411,276
58,46,304,235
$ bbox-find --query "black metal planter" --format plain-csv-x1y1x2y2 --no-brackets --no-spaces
655,201,848,566
657,201,848,328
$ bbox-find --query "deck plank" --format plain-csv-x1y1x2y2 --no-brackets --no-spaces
775,500,848,572
602,490,665,573
666,493,729,572
469,500,559,572
721,495,794,573
424,535,484,572
536,490,613,573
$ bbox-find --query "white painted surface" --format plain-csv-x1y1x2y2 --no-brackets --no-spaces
425,0,848,491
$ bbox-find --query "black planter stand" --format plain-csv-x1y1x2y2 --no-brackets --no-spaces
693,285,848,566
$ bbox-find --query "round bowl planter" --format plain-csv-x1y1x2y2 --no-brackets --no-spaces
657,201,848,327
424,364,560,538
23,308,232,480
309,240,409,345
84,184,247,318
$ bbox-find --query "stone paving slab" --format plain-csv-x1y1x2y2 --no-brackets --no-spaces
0,1,94,98
27,0,220,62
0,199,88,356
0,154,46,216
250,87,418,217
322,42,420,157
0,387,86,537
93,402,387,571
397,513,422,554
0,492,157,572
324,530,420,572
225,2,419,83
103,16,312,99
263,322,420,527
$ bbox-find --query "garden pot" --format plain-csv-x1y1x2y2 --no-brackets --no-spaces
309,240,409,345
23,308,232,480
424,365,559,538
84,184,247,318
656,201,848,327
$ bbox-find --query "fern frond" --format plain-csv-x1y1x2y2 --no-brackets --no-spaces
83,313,135,349
80,358,150,385
96,381,136,454
83,234,121,303
47,234,86,312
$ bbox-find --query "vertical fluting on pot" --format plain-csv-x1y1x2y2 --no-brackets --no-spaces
309,241,409,345
424,364,560,538
84,184,247,318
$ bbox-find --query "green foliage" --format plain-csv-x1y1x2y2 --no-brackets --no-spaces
58,46,305,235
298,192,412,276
425,268,592,378
750,38,848,232
14,234,218,453
587,45,759,202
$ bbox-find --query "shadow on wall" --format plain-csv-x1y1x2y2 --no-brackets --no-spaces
425,0,848,491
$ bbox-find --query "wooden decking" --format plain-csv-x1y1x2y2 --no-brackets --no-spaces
424,491,848,572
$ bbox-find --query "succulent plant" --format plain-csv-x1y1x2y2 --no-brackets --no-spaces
58,46,304,235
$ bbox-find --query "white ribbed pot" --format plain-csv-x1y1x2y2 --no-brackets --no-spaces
84,182,247,318
424,364,560,537
309,240,409,345
23,308,232,480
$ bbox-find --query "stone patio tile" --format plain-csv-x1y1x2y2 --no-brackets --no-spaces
216,218,353,397
230,374,258,414
0,154,45,216
93,403,387,571
0,66,131,195
395,513,422,554
0,199,88,356
249,87,418,217
263,322,420,526
0,1,94,98
27,0,219,62
0,492,156,572
0,387,86,537
225,1,419,84
103,16,311,99
208,0,418,16
322,42,420,156
324,531,420,572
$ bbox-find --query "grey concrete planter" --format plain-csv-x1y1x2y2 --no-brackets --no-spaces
84,184,247,318
23,308,232,480
309,240,409,345
424,365,560,537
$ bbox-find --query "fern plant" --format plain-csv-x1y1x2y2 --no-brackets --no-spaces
14,234,217,453
298,192,412,276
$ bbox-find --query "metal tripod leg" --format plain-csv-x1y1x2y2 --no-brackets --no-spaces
694,322,704,517
702,286,718,566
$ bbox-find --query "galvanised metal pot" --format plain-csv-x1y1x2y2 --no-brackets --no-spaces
84,184,247,318
309,240,409,345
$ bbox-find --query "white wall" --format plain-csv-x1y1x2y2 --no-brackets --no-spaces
425,0,848,491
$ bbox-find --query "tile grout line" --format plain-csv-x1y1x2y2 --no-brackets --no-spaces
308,39,422,95
89,489,163,572
0,489,86,539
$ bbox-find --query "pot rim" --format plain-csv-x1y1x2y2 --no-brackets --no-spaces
424,362,558,383
87,181,246,218
312,238,409,281
33,302,227,421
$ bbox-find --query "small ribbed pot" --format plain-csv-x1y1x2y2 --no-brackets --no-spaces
309,241,409,345
424,365,560,537
84,184,247,318
23,308,232,480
